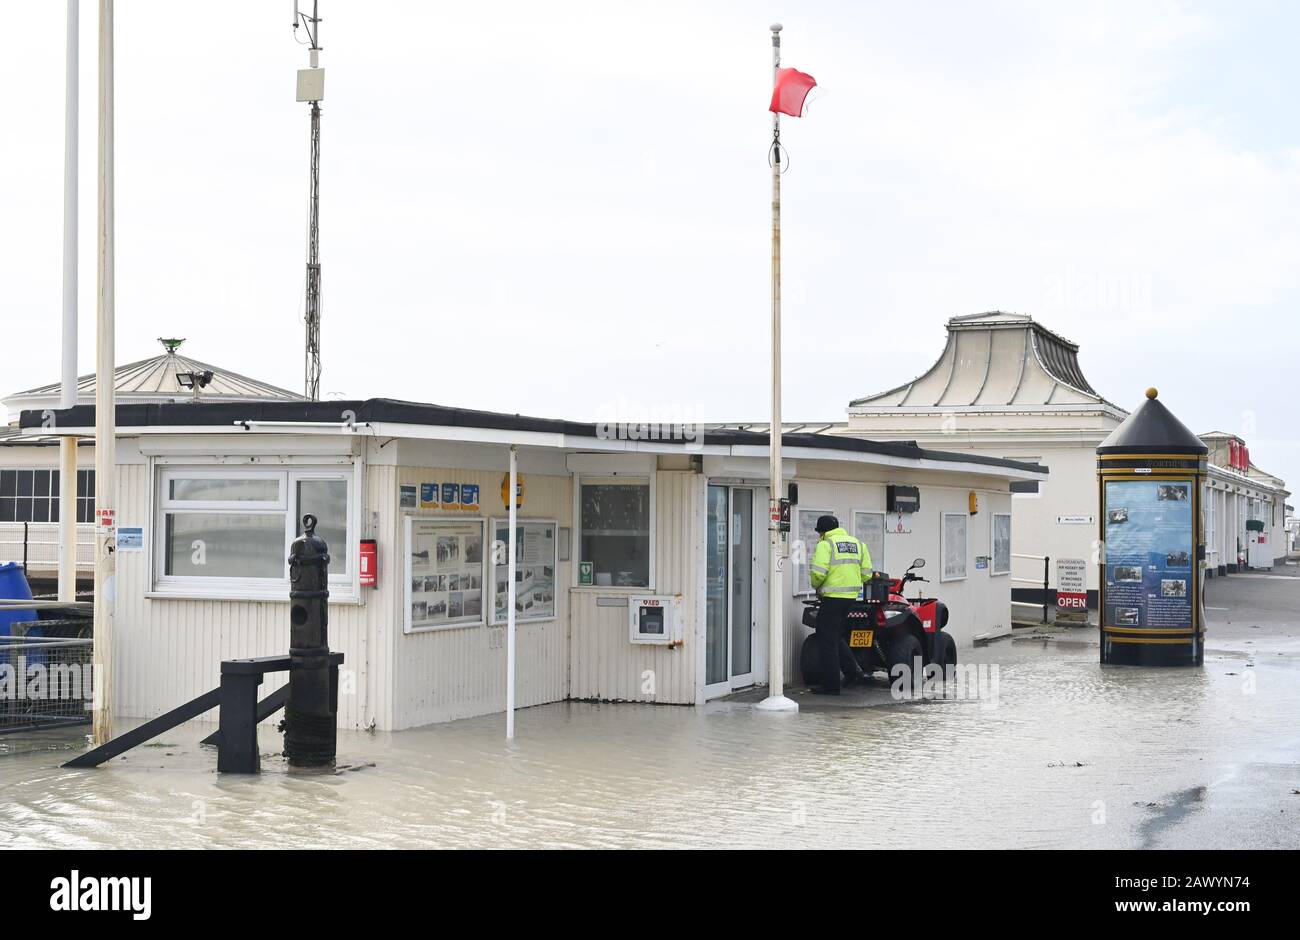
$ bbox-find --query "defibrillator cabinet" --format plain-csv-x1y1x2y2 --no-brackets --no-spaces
629,595,681,646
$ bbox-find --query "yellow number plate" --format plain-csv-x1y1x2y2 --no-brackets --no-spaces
849,630,874,648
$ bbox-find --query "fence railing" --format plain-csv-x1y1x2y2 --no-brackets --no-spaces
0,522,95,576
1010,552,1050,624
0,624,93,734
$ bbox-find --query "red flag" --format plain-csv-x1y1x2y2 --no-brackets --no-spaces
770,67,817,117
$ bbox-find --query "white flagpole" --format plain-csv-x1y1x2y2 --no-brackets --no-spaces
506,444,518,739
58,0,79,604
756,23,797,713
92,0,116,744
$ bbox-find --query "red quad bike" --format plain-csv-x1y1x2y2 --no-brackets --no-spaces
800,558,957,691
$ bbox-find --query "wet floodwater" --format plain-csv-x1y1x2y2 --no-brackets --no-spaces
3,574,1298,849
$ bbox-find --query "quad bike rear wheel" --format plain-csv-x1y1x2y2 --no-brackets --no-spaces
799,634,831,687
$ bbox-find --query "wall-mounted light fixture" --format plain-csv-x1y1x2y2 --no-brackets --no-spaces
176,370,214,401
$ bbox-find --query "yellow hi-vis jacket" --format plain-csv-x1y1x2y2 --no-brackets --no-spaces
810,527,873,598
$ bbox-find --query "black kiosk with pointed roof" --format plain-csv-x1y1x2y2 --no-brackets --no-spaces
1097,389,1208,666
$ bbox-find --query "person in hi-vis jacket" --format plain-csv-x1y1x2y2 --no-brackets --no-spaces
809,515,873,694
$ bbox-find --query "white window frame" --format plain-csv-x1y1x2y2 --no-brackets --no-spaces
152,464,357,601
572,474,656,592
851,509,886,575
990,511,1012,576
941,511,968,583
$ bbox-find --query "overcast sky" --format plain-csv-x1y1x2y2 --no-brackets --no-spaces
2,1,1297,488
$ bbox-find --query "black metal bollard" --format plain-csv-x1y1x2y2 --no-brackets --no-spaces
285,514,336,767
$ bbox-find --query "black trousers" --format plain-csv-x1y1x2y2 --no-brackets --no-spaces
815,596,864,691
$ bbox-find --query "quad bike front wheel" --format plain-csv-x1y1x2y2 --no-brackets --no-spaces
885,632,924,694
928,630,957,671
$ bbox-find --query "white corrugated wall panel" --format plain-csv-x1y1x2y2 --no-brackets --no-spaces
388,466,570,729
111,461,371,730
567,470,701,705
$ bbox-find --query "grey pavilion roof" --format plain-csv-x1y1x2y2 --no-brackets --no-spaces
849,312,1117,411
3,339,304,414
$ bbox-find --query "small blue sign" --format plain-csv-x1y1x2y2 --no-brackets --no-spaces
419,483,438,507
460,484,480,508
442,482,460,505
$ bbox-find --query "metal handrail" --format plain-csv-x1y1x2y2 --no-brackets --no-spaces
1009,552,1051,623
0,600,93,611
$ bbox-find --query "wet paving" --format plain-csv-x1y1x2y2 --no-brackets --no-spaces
2,570,1298,849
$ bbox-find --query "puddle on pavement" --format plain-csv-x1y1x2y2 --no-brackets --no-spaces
2,638,1297,848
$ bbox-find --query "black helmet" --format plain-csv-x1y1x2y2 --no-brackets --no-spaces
814,514,839,534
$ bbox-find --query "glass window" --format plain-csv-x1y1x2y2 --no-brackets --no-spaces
297,478,349,575
942,512,968,582
165,513,286,578
580,481,650,587
0,468,97,524
168,476,281,503
158,467,351,591
77,470,95,523
852,510,885,573
991,512,1012,575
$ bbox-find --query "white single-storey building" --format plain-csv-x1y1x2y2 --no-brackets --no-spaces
9,392,1043,730
828,312,1288,609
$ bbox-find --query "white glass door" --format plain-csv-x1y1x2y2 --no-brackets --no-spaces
705,485,757,694
729,488,754,686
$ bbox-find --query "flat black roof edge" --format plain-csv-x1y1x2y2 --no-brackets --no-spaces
19,399,1047,477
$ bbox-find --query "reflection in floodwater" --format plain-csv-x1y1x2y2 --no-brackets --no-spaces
1,634,1297,849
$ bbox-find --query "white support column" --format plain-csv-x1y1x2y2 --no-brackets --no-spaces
756,23,798,713
506,445,518,739
92,0,116,745
58,0,79,603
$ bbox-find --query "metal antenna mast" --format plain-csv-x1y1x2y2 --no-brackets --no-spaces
294,2,324,400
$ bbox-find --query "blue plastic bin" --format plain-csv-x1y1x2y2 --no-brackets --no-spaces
0,561,37,637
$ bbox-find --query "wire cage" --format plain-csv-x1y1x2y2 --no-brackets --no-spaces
0,620,93,734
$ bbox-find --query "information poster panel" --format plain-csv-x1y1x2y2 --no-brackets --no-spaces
1103,479,1194,630
491,519,558,624
852,511,885,575
793,508,833,595
406,517,485,632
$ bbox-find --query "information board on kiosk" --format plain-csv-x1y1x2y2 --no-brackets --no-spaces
1103,479,1194,630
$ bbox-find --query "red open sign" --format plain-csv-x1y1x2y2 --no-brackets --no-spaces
1057,592,1087,609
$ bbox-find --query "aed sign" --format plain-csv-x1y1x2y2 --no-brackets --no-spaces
629,595,678,645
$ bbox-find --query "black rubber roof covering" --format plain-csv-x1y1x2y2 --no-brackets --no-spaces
20,398,1048,476
1097,392,1207,455
1035,328,1098,396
